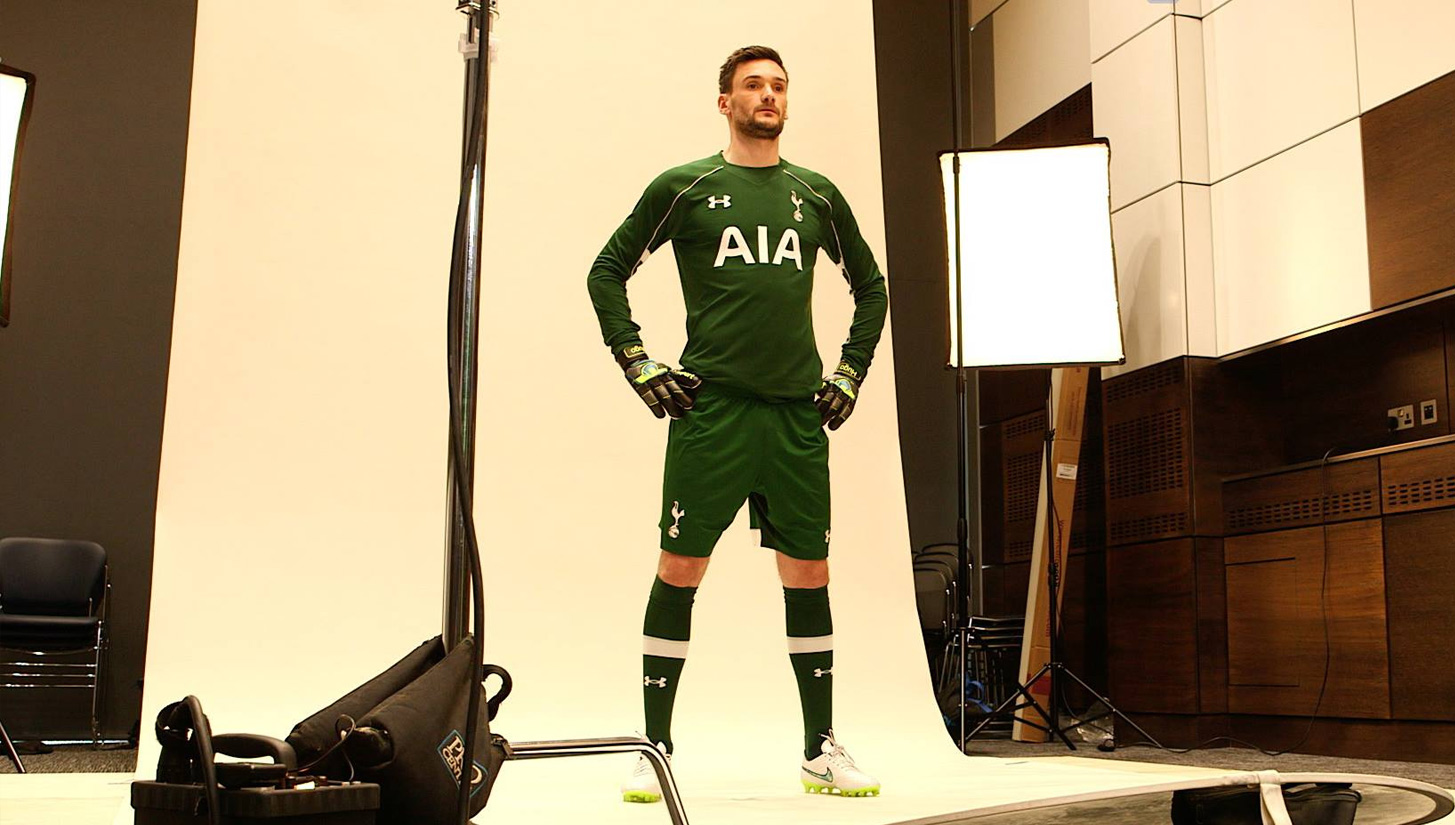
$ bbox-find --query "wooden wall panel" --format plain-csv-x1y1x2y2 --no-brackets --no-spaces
1384,509,1455,721
979,368,1050,427
1363,69,1455,309
981,421,1007,566
1127,713,1455,763
1107,539,1199,713
997,83,1094,150
1447,311,1455,438
1001,409,1048,564
980,563,1006,617
1224,521,1391,718
1227,557,1302,686
1188,358,1285,532
1001,561,1031,618
1104,357,1280,546
1062,550,1108,706
1223,458,1381,536
1195,538,1228,713
1381,441,1455,515
1072,372,1107,557
1277,310,1450,457
1103,361,1194,546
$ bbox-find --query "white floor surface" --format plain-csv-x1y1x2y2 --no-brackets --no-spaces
0,757,1242,825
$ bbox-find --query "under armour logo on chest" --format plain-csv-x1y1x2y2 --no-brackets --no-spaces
707,195,732,209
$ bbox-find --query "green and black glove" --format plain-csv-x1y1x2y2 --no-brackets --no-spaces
616,344,702,420
815,361,862,431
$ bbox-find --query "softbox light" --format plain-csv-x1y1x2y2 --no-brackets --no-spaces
1,64,36,328
940,140,1124,368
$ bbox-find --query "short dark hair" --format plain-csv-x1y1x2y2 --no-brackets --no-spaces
718,46,787,94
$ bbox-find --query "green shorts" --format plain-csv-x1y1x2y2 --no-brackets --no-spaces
659,385,831,561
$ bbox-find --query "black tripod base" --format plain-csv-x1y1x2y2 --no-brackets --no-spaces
964,661,1162,753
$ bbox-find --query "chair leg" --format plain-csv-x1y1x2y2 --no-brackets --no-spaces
0,719,24,774
90,631,106,748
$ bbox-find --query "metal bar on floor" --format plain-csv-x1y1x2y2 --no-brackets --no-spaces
503,736,688,825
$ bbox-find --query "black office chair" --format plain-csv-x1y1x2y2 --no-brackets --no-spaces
0,537,110,750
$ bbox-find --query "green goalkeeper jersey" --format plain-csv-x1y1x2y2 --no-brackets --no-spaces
587,152,889,403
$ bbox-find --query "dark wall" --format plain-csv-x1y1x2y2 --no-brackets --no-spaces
0,1,196,738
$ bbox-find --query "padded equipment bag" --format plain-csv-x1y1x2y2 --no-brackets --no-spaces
1171,783,1362,825
288,638,442,779
287,635,511,825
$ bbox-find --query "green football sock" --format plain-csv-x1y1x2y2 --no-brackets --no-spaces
642,576,696,755
784,585,833,760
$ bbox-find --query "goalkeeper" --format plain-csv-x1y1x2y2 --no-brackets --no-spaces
586,45,889,802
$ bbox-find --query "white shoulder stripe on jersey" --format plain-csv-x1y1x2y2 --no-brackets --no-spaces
783,169,850,284
630,165,725,279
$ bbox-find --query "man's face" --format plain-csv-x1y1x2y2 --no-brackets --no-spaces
719,59,788,140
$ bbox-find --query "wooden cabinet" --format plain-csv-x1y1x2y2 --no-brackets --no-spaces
1224,521,1390,718
1223,459,1380,536
1385,509,1455,721
1107,539,1200,714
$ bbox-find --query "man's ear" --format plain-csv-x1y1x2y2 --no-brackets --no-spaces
717,93,729,115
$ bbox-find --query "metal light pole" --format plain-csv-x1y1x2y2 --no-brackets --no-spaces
443,0,496,647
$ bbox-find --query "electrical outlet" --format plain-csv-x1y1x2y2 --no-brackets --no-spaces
1420,399,1438,425
1388,405,1415,431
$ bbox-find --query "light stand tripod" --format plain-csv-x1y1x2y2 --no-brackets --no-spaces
965,415,1158,750
430,7,691,822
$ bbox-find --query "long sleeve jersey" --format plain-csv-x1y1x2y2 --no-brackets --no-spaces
587,152,889,403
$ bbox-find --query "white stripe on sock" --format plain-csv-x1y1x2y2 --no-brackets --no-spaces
643,636,690,659
787,634,834,655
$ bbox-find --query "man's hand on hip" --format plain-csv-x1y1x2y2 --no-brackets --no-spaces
617,345,702,419
816,361,861,431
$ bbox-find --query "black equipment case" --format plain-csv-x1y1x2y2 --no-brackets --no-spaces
132,781,379,825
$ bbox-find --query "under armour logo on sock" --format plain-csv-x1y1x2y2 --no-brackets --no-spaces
708,195,731,209
813,668,832,678
644,676,669,688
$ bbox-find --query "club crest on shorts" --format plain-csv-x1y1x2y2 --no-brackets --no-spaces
669,501,685,539
790,190,804,222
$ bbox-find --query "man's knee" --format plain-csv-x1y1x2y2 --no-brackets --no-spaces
657,550,710,587
777,553,829,589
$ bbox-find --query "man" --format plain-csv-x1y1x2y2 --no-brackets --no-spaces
587,45,889,802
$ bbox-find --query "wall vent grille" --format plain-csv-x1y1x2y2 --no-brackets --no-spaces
1109,511,1188,544
1107,409,1186,499
1105,360,1183,404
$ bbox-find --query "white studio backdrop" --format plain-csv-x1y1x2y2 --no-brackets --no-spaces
131,3,1243,824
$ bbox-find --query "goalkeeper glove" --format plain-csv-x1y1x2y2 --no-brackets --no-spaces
616,345,702,419
815,361,862,431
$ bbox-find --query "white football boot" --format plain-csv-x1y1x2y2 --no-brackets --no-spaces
621,745,671,803
800,730,881,797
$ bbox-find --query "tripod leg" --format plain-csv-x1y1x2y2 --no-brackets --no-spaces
0,719,24,774
1057,666,1164,748
966,664,1058,744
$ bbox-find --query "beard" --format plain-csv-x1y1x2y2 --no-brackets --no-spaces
735,107,784,139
